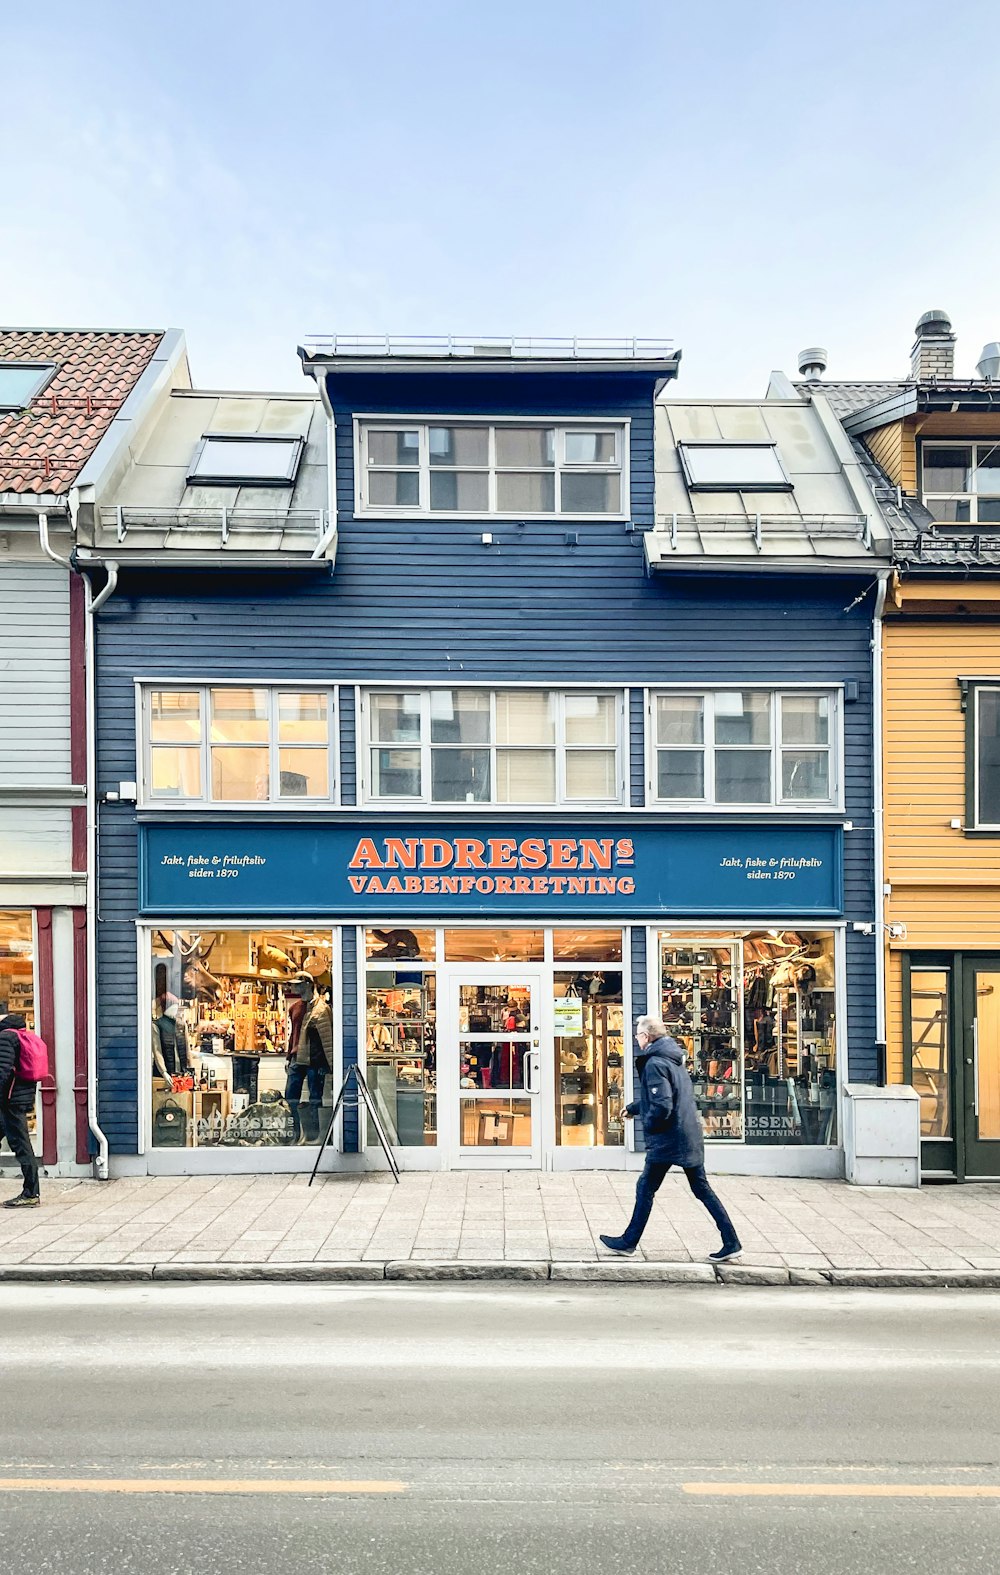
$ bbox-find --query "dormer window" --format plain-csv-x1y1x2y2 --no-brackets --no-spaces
921,443,1000,524
678,442,791,491
0,363,57,410
187,434,304,486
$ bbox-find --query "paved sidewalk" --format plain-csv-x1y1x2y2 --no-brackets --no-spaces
2,1170,1000,1285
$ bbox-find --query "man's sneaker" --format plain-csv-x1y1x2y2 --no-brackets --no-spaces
599,1233,636,1254
3,1193,40,1209
709,1240,742,1262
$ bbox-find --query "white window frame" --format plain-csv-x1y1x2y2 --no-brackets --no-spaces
920,440,1000,525
137,681,340,810
355,415,630,520
361,684,627,810
646,685,843,812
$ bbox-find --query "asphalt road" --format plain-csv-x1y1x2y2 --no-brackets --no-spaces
3,1282,1000,1574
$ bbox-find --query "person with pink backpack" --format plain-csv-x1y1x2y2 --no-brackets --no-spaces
0,1012,47,1208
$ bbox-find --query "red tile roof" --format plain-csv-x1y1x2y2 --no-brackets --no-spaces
0,328,163,495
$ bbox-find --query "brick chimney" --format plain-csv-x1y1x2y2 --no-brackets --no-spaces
910,309,955,381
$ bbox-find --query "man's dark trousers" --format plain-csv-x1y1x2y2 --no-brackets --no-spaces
620,1158,737,1249
0,1090,39,1198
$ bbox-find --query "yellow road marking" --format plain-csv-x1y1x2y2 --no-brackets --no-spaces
0,1479,405,1495
683,1483,1000,1499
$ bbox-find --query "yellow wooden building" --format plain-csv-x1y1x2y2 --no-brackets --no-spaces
809,312,1000,1179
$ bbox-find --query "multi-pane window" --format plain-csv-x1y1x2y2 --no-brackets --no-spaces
364,689,623,805
359,422,626,516
144,687,335,804
921,442,1000,524
651,690,837,807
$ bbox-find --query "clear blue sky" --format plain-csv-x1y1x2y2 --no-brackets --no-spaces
4,0,999,394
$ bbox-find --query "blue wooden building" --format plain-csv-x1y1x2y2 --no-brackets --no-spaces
85,336,891,1177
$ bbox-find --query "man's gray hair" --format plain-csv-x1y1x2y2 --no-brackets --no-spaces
636,1014,667,1041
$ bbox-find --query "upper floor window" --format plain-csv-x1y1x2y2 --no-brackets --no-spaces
358,420,627,517
187,435,304,486
142,686,336,805
650,689,839,809
678,443,791,491
362,688,625,806
921,442,1000,524
0,363,56,410
964,680,1000,829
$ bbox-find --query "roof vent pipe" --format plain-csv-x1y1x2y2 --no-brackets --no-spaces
797,347,828,380
911,309,955,381
976,342,1000,381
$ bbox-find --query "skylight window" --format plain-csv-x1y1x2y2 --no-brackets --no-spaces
187,435,304,486
0,363,57,410
678,443,791,491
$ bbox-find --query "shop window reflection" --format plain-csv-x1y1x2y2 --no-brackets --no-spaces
150,928,335,1149
909,970,951,1138
365,967,436,1147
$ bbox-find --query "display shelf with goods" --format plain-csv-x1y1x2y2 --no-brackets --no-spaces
554,974,625,1147
150,928,336,1149
661,942,743,1140
366,972,437,1147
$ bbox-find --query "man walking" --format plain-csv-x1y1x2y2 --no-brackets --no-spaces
0,1013,41,1208
600,1015,741,1260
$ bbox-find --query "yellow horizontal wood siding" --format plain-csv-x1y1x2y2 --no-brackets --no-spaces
864,423,905,488
884,619,1000,1081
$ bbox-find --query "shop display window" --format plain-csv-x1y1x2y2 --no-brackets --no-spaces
659,930,837,1146
365,967,437,1148
149,928,336,1149
365,927,436,962
554,970,624,1146
552,928,623,962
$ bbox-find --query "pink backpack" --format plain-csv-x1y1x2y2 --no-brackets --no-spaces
14,1029,49,1081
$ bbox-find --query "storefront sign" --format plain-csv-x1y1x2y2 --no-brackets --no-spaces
139,821,843,918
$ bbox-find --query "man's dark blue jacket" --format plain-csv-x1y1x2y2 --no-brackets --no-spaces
627,1034,705,1167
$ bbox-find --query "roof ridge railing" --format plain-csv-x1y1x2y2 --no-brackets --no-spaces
301,334,674,360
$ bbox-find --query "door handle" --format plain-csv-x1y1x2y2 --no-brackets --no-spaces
973,1020,980,1119
524,1049,540,1094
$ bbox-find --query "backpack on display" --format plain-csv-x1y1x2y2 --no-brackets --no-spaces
13,1030,49,1082
154,1099,188,1147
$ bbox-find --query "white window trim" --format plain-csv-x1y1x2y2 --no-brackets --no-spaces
974,683,1000,830
354,414,631,521
360,684,627,810
136,680,340,810
920,439,1000,525
645,684,844,814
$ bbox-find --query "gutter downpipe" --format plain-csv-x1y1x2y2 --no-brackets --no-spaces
310,369,337,560
873,569,890,1087
38,510,115,1179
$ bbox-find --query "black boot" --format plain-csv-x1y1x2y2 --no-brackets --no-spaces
4,1191,40,1209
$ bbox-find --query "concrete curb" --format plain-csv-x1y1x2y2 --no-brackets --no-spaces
1,1261,1000,1288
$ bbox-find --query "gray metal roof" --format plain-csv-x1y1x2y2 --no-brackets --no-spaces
80,389,331,564
852,437,1000,572
648,396,891,573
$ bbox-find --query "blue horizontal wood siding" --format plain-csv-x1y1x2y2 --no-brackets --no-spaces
93,368,878,1153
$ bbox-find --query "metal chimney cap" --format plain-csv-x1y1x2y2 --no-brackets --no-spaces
976,342,1000,381
915,309,953,337
797,346,828,379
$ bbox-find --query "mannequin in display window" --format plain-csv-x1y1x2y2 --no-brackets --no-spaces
284,971,334,1143
152,993,191,1085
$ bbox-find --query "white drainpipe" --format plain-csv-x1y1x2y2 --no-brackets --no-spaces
38,512,115,1178
872,570,889,1085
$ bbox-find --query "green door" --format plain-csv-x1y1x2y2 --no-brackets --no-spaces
964,962,1000,1180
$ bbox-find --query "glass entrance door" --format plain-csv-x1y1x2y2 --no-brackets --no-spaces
445,970,543,1167
966,964,1000,1179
